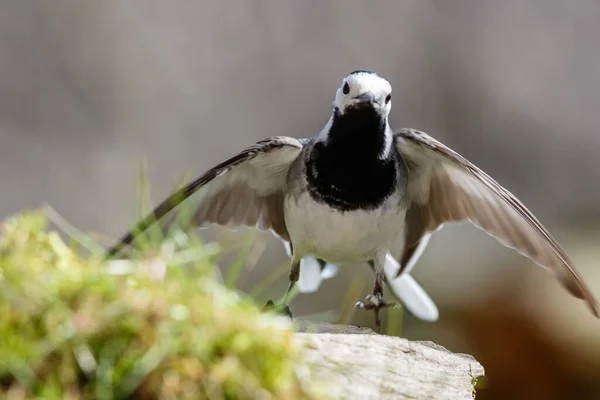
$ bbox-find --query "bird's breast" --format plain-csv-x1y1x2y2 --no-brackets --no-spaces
283,191,406,264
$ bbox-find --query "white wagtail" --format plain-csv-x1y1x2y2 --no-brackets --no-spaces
106,70,599,332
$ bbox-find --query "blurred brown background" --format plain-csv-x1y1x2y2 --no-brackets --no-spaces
2,1,600,398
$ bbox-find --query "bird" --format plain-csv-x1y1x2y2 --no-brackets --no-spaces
105,70,599,332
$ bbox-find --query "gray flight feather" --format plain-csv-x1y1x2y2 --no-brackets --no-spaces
105,136,305,258
394,128,599,317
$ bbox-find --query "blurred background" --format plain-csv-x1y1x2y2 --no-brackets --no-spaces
2,1,600,398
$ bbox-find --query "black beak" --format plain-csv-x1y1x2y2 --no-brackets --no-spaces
354,93,377,104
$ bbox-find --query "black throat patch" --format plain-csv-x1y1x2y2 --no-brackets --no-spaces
306,106,398,212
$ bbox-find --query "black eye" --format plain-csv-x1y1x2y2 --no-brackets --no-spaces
342,82,350,95
385,93,392,104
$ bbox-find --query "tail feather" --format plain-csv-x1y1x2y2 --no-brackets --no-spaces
320,263,339,279
282,240,339,293
383,253,438,322
297,256,327,292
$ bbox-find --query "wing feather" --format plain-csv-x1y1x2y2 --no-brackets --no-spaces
105,136,304,258
394,128,599,317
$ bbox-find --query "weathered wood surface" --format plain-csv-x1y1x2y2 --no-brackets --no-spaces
295,321,484,400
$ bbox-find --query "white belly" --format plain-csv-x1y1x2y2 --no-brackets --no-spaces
284,192,406,264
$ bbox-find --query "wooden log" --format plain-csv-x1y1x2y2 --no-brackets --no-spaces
295,321,484,400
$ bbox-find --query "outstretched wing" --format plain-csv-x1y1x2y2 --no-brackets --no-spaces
394,128,599,317
105,136,305,258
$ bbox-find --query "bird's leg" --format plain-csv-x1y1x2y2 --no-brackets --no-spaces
262,258,300,319
355,259,397,333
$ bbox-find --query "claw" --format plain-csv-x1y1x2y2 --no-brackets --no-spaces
365,294,381,306
354,294,398,333
354,301,366,309
355,294,395,311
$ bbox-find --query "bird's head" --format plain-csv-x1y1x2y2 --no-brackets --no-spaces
334,70,392,117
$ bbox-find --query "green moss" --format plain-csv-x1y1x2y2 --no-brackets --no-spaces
0,211,320,399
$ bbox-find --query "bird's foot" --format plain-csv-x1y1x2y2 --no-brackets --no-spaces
354,294,397,333
354,294,396,310
262,300,293,319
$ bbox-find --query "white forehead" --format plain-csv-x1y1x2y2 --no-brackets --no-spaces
343,72,391,94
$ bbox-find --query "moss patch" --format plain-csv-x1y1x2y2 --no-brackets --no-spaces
0,211,319,399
